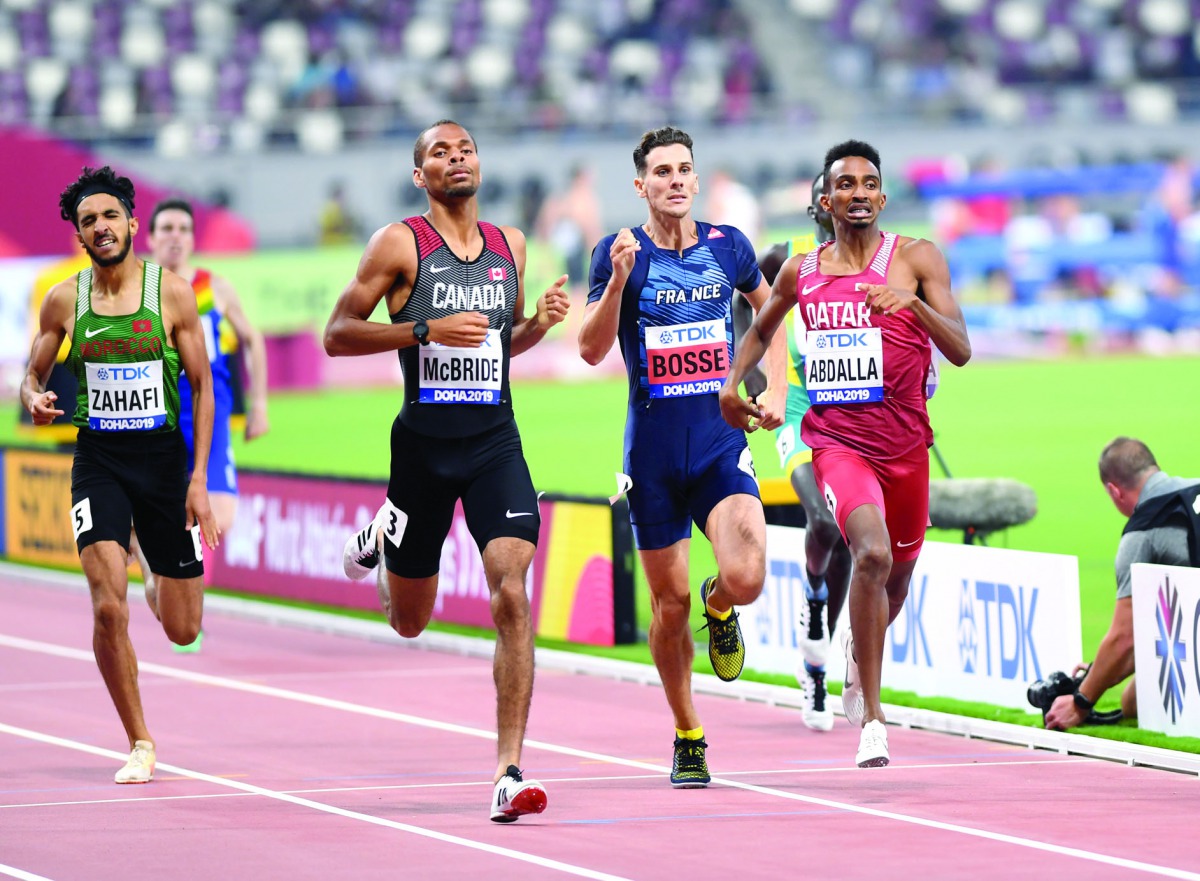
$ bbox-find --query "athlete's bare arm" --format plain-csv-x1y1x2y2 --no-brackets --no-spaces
858,238,971,367
505,224,569,356
163,270,219,549
323,223,489,357
579,228,639,364
212,274,269,440
739,276,786,432
720,252,803,431
21,280,74,424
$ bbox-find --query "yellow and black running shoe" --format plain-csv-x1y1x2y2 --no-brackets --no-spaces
670,736,710,788
699,576,745,682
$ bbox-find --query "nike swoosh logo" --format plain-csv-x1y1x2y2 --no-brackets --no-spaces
505,510,532,518
801,282,830,296
429,266,451,274
896,538,921,548
84,326,112,338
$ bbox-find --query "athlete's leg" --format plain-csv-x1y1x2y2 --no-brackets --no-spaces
640,541,701,732
83,540,152,748
209,491,238,536
480,536,537,780
702,493,766,611
130,529,159,619
843,503,893,726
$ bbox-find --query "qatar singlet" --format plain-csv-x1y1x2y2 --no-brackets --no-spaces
67,262,181,433
796,232,933,460
392,215,517,439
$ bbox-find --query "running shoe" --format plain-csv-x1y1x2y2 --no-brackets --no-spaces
799,597,829,667
855,719,890,768
839,625,865,728
342,512,381,580
490,765,548,822
670,736,710,788
699,576,745,682
115,740,155,784
798,661,834,731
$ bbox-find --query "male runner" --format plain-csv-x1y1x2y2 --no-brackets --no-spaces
579,125,785,787
721,140,971,767
325,120,569,822
22,165,219,783
132,199,270,649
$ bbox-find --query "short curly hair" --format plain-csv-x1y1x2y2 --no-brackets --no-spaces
59,166,136,228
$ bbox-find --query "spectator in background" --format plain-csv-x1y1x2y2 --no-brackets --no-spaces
319,181,362,246
535,164,603,295
1045,438,1199,730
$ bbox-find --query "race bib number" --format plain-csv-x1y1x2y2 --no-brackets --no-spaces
805,327,884,405
418,329,503,405
85,361,167,430
645,318,728,399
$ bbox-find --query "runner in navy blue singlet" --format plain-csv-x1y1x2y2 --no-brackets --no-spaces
324,120,568,822
579,126,786,787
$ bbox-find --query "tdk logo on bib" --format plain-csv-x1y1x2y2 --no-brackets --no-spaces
97,365,153,381
645,318,728,398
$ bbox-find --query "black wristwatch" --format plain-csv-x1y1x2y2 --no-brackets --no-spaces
413,320,430,346
1073,689,1096,713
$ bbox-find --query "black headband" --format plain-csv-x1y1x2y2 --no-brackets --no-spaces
74,183,134,217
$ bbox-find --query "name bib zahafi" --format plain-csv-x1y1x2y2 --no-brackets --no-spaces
85,360,167,430
805,327,884,405
418,328,503,405
645,318,728,398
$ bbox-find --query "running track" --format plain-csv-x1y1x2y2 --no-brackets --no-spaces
1,564,1198,881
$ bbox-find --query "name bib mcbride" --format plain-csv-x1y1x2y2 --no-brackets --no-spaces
85,361,167,430
805,327,884,405
645,318,728,399
418,328,502,405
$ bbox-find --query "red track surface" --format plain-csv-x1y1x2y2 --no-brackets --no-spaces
2,569,1198,881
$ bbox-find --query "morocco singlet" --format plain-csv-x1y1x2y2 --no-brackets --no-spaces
67,262,182,434
796,232,933,461
392,215,517,439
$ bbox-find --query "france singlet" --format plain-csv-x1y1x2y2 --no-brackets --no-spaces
392,215,516,439
67,262,182,434
796,232,933,461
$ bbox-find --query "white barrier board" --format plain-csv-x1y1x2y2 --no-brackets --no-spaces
1132,563,1200,737
748,525,1082,711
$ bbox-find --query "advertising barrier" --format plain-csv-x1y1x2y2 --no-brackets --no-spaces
1132,563,1200,737
749,525,1082,711
210,471,636,645
4,447,78,568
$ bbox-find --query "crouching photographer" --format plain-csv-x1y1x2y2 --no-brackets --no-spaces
1041,438,1198,731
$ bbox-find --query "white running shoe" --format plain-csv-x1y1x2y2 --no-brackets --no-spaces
839,625,865,728
799,599,829,667
797,662,834,732
856,720,890,768
490,765,548,822
115,740,155,784
342,510,382,581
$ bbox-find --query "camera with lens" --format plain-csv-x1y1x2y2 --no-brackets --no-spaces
1026,670,1082,717
1027,665,1122,726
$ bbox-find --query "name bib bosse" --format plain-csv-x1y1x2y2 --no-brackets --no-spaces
805,327,884,405
418,328,503,404
645,318,728,398
85,361,167,430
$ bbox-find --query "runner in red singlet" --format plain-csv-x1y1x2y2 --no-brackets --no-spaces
720,140,971,768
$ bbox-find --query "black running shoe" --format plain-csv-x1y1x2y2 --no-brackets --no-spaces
699,576,745,682
670,736,710,788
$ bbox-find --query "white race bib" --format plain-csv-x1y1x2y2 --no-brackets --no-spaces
644,318,728,399
805,327,884,405
85,361,167,430
418,328,503,405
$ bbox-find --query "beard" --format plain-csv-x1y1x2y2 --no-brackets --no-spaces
84,234,132,267
444,180,479,198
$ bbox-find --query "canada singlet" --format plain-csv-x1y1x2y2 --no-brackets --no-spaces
392,215,516,439
796,232,933,460
67,261,182,434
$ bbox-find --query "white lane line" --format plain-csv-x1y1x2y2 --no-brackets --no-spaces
0,722,631,881
0,864,57,881
2,635,1197,879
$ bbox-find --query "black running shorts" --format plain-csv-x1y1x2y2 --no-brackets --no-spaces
383,416,540,578
71,429,204,579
